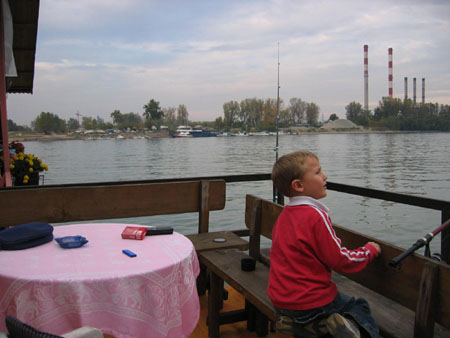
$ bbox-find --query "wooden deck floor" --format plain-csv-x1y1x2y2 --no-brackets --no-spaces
191,286,288,338
105,286,286,338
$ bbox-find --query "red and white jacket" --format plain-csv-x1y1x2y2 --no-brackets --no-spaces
267,196,379,310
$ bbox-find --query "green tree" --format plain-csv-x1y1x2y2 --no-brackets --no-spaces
123,113,143,129
345,102,371,126
345,102,363,123
7,119,30,132
305,102,320,126
262,98,278,130
163,107,177,132
223,101,240,129
214,116,224,131
32,112,66,134
177,104,189,126
241,98,263,130
82,116,96,130
143,99,164,126
373,97,403,120
289,98,307,125
67,118,80,131
110,110,124,126
329,114,339,121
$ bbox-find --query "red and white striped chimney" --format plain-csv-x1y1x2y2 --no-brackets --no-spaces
364,45,368,110
388,47,393,98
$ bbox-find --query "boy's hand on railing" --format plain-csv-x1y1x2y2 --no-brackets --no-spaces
367,242,381,254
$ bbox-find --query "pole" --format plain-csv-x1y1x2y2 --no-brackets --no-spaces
273,43,280,203
389,218,450,267
0,2,12,187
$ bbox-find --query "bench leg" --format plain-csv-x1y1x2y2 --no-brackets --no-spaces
246,300,256,331
208,271,222,338
255,311,269,337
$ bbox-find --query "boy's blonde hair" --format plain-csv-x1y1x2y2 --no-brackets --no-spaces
272,150,318,197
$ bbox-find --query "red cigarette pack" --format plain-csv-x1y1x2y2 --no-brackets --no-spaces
121,226,147,240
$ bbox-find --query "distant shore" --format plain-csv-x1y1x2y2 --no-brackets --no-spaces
8,131,171,142
8,129,428,142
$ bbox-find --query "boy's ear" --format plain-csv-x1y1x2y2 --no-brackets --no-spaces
291,179,304,193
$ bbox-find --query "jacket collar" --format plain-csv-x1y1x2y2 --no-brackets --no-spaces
287,196,329,213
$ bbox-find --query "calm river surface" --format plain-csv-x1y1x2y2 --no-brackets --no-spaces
24,132,450,253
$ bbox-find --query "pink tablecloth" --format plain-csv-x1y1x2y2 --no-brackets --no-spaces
0,223,200,338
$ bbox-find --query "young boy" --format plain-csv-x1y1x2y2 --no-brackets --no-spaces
268,150,381,338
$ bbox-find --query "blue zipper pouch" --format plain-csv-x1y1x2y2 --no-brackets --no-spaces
0,222,54,250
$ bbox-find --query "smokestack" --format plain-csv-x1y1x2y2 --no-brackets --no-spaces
404,77,408,101
422,78,425,104
364,44,368,110
388,48,393,98
413,78,417,104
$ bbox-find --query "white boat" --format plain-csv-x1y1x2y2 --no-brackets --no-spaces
174,126,193,138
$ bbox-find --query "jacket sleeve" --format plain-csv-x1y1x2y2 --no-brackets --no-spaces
311,210,379,274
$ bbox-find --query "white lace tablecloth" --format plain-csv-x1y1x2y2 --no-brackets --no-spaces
0,223,200,338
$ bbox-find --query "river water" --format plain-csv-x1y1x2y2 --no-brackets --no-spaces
23,132,450,253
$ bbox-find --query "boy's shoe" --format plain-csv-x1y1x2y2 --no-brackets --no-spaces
325,313,361,338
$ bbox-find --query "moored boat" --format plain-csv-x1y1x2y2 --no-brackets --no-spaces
174,125,194,138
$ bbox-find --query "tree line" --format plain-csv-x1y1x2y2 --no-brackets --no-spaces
345,97,450,131
7,96,450,134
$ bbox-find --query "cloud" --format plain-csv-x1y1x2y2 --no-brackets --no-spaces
7,0,450,125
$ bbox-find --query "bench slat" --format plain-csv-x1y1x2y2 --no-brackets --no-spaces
0,180,226,227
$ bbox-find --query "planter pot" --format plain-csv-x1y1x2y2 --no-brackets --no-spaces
13,172,40,186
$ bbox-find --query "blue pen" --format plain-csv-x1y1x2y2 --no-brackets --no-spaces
122,249,137,257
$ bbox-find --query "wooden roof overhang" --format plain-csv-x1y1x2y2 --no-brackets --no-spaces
7,0,40,94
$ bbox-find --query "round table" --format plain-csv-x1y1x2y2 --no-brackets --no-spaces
0,223,200,338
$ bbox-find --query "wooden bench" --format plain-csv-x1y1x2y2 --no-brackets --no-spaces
0,180,249,293
199,194,450,338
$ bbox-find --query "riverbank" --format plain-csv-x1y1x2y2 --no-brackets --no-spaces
8,131,171,142
8,129,426,142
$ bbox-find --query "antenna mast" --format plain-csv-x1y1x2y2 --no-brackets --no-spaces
275,42,280,162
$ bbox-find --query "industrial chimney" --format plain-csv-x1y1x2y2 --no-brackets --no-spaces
413,78,417,104
388,48,393,98
404,77,408,101
364,45,368,110
422,78,425,104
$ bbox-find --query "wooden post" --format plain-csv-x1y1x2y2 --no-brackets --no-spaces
0,2,12,187
414,262,439,338
199,180,210,234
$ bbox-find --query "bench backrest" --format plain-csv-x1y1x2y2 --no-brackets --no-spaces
0,180,226,233
244,194,450,333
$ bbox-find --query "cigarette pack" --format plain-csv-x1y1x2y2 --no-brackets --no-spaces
121,226,147,240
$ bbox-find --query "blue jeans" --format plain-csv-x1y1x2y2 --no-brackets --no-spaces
275,292,379,338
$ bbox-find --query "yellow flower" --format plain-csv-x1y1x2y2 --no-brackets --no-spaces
24,175,29,180
29,168,34,173
10,164,14,169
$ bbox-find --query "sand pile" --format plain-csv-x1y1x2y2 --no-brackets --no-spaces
321,119,360,130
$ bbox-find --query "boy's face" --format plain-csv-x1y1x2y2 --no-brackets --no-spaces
291,157,328,199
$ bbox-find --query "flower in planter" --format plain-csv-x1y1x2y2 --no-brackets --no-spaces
10,153,48,185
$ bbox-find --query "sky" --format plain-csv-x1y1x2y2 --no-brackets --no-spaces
7,0,450,126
